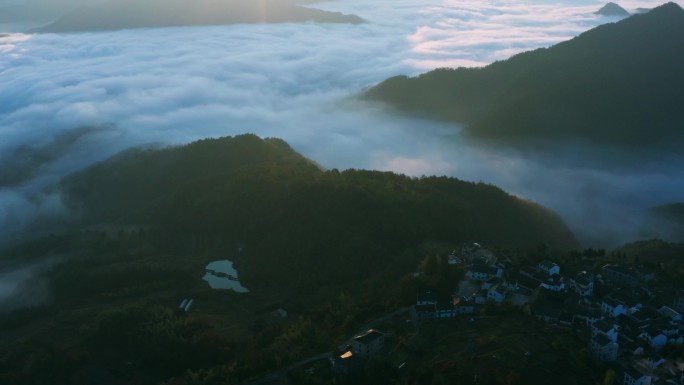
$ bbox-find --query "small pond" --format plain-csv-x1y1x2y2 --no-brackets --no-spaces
202,260,249,293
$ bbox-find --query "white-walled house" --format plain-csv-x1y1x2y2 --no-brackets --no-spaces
602,298,627,318
352,330,385,357
541,275,565,292
487,284,507,303
467,265,501,281
448,255,464,265
658,305,682,322
452,297,476,315
539,260,560,276
573,271,594,297
592,319,619,342
640,326,667,351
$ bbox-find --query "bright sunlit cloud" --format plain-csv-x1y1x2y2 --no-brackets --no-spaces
0,0,683,247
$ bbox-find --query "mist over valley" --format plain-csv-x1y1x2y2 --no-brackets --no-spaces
1,0,682,250
2,1,684,384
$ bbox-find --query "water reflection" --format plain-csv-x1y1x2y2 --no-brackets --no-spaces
202,260,249,293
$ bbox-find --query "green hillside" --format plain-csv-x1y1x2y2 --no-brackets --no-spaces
0,134,580,384
60,134,577,292
366,3,684,146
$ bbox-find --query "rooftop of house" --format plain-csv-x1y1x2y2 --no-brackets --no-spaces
417,291,437,303
354,329,384,345
654,320,678,332
545,275,563,285
463,242,481,252
623,364,648,380
602,264,639,278
489,283,507,295
621,339,641,353
602,297,624,308
658,305,681,319
633,309,653,321
610,288,642,304
516,274,541,290
514,286,535,297
559,312,574,323
575,272,592,286
592,333,613,347
532,271,549,282
448,255,463,264
647,352,663,362
520,265,539,276
470,264,499,275
486,276,503,284
575,304,602,318
594,319,616,334
623,327,644,342
414,304,436,313
454,297,475,307
643,325,664,338
617,313,639,328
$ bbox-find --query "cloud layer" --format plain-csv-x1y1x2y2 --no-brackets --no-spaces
0,0,683,247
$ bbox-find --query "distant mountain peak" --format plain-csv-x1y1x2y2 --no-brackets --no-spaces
580,1,684,39
603,1,684,34
595,2,630,17
646,1,684,16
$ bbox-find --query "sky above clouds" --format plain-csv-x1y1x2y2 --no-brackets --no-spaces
0,0,683,247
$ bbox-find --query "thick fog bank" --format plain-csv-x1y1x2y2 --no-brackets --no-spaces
1,0,682,249
0,259,56,312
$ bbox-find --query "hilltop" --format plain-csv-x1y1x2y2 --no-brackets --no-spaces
60,134,578,292
595,2,630,16
366,3,684,146
32,0,364,33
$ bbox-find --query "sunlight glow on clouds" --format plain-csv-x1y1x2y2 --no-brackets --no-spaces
0,0,683,246
403,0,623,67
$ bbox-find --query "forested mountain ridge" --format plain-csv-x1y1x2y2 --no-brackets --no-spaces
60,134,577,290
366,2,684,145
32,0,364,33
60,134,317,224
595,2,630,16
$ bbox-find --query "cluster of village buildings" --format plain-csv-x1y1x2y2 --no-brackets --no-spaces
329,243,684,384
406,243,684,385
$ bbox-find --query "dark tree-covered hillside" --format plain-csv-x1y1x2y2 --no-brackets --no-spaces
61,134,578,291
366,3,684,146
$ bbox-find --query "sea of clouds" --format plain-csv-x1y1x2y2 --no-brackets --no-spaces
1,0,683,251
